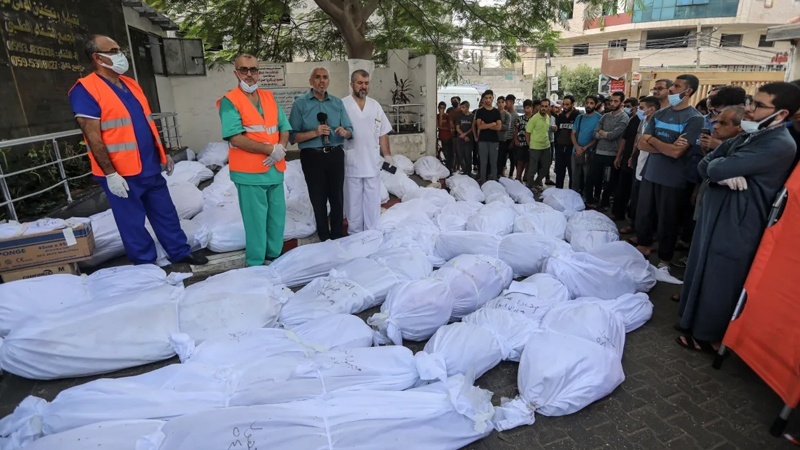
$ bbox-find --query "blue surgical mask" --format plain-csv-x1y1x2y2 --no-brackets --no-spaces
668,92,683,107
636,109,646,121
623,107,632,115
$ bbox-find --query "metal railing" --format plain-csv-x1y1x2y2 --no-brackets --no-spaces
384,104,425,134
0,112,183,221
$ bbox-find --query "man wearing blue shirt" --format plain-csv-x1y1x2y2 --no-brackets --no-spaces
570,95,601,196
69,34,206,266
289,67,354,241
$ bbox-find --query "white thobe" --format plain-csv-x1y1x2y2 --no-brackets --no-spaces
342,95,393,233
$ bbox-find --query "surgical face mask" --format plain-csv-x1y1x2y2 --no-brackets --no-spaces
98,52,129,75
623,107,632,115
239,79,258,94
740,111,781,134
668,92,684,107
636,109,646,121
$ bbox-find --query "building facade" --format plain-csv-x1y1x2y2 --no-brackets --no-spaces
523,0,795,77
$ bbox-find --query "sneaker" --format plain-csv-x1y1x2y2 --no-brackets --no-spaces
657,261,670,271
545,179,556,186
671,256,688,268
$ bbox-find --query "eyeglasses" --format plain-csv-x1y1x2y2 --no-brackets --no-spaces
236,67,259,75
651,87,667,92
746,101,775,111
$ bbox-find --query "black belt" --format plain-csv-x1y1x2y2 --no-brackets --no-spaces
304,145,342,153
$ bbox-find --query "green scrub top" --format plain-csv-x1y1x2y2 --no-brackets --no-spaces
219,96,292,185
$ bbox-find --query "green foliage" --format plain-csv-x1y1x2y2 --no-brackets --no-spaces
152,0,625,82
0,138,92,221
390,73,415,104
531,64,600,105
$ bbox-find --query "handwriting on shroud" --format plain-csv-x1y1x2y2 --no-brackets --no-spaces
228,421,263,450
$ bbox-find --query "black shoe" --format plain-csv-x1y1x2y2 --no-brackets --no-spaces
545,180,556,186
175,253,208,265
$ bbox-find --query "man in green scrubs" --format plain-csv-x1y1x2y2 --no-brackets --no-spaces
218,54,292,266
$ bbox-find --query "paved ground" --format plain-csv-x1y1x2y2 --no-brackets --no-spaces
0,172,797,449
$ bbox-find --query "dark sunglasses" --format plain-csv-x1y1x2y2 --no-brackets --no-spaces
236,67,259,75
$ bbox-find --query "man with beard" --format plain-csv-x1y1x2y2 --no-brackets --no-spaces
570,95,601,196
586,91,629,208
554,95,579,189
290,67,353,241
496,96,514,178
677,82,800,352
611,97,640,221
341,70,393,233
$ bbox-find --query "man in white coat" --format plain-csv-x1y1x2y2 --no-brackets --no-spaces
342,69,394,233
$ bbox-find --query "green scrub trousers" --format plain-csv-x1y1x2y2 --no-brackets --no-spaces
235,181,286,266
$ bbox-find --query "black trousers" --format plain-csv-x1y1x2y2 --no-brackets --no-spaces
441,138,454,171
507,142,517,178
497,140,509,178
635,179,687,262
629,178,641,225
300,146,345,241
554,145,573,189
612,168,633,220
584,154,615,205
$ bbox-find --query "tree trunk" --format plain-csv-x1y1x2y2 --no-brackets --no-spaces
313,0,377,60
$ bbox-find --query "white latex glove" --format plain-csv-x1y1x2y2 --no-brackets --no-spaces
719,176,748,191
105,172,129,198
165,155,175,176
263,144,287,166
383,155,393,166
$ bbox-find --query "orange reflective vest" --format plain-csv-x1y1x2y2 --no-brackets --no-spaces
217,87,285,174
70,72,167,177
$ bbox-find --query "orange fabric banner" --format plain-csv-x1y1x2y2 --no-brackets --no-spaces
723,168,800,408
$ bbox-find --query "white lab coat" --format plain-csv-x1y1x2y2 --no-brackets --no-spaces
342,95,393,233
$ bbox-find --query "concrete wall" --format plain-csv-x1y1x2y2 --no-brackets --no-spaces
456,67,531,103
168,50,438,159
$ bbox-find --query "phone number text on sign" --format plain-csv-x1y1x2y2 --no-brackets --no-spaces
258,63,286,88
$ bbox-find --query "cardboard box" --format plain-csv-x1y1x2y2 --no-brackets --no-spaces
0,263,80,283
0,223,95,272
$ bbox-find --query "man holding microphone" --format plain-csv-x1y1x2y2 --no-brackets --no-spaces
217,53,291,266
290,67,353,241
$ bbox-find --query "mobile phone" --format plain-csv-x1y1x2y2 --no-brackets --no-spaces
700,128,711,136
382,162,397,174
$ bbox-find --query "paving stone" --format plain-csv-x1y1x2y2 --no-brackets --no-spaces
665,393,721,425
627,428,670,449
667,413,726,448
664,435,704,449
627,407,686,443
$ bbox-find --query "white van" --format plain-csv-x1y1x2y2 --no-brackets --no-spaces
437,86,481,110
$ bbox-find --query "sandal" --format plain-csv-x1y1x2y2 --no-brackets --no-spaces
619,226,634,234
675,335,717,354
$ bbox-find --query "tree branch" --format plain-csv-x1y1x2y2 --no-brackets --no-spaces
362,0,379,21
313,0,345,22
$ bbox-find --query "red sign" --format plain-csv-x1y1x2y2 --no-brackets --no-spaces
610,79,626,93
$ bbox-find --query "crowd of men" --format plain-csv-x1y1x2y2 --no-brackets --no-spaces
437,77,800,355
71,32,800,360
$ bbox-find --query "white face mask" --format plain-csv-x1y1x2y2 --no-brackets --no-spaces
668,92,683,107
740,111,782,134
99,52,129,75
239,79,258,94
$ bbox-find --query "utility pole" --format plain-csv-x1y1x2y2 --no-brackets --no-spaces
696,24,702,69
545,53,551,98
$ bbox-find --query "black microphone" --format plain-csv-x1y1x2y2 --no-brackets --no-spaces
317,112,330,146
